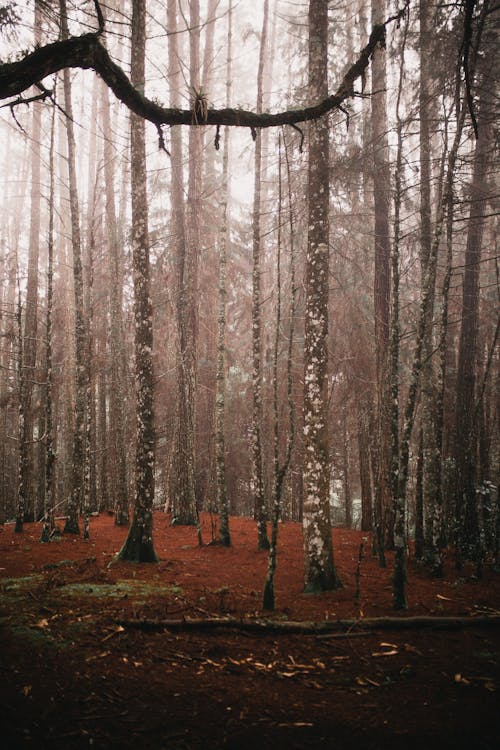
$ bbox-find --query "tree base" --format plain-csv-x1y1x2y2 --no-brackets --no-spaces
116,518,158,563
303,570,343,595
40,525,50,543
14,519,23,533
262,579,275,611
63,519,81,535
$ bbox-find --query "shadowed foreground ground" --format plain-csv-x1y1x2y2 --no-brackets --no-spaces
1,513,499,749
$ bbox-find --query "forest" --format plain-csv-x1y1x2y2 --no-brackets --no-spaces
0,0,499,748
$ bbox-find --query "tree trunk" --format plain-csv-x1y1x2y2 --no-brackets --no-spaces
357,399,373,532
391,16,408,610
251,0,271,551
342,408,352,529
215,0,233,548
371,0,392,553
419,0,441,566
117,0,157,563
302,0,341,593
101,78,129,526
454,55,495,563
60,0,86,536
16,0,43,532
262,133,296,610
169,0,198,527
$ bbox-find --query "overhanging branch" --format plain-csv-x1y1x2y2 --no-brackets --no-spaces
0,11,402,131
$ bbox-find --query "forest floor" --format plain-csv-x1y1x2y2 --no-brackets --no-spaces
1,512,499,750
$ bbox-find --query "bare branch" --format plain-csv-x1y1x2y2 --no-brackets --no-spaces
0,11,404,131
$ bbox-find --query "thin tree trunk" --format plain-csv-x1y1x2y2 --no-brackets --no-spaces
431,106,455,575
454,53,495,564
262,133,296,610
60,0,85,536
358,399,373,532
16,0,43,532
252,0,271,551
170,0,198,528
215,0,233,548
40,107,56,542
391,15,407,610
101,78,129,526
342,407,352,529
419,0,441,566
371,0,392,554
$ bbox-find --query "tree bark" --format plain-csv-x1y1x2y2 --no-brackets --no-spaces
16,0,43,532
60,0,86,536
357,399,373,532
454,54,496,563
302,0,341,593
263,133,296,610
215,0,233,548
419,0,441,567
101,77,129,526
0,16,396,131
371,0,392,554
251,0,271,552
116,0,157,563
118,614,500,634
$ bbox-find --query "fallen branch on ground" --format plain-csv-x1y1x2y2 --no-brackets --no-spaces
116,614,500,635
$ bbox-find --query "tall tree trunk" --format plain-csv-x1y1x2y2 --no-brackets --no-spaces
454,54,495,564
101,78,129,526
60,0,85,536
170,0,198,527
83,86,100,537
215,0,233,548
41,103,57,542
302,0,341,593
419,0,441,566
117,0,157,562
430,109,455,574
391,15,408,610
371,0,392,558
251,0,271,551
1,160,21,523
262,133,296,610
15,0,43,532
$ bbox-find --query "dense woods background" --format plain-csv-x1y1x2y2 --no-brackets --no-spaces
0,0,498,607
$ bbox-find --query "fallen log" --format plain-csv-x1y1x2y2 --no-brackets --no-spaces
117,614,500,635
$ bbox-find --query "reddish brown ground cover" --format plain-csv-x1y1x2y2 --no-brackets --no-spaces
1,512,499,749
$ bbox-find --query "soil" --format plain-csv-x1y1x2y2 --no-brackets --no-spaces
1,512,499,749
